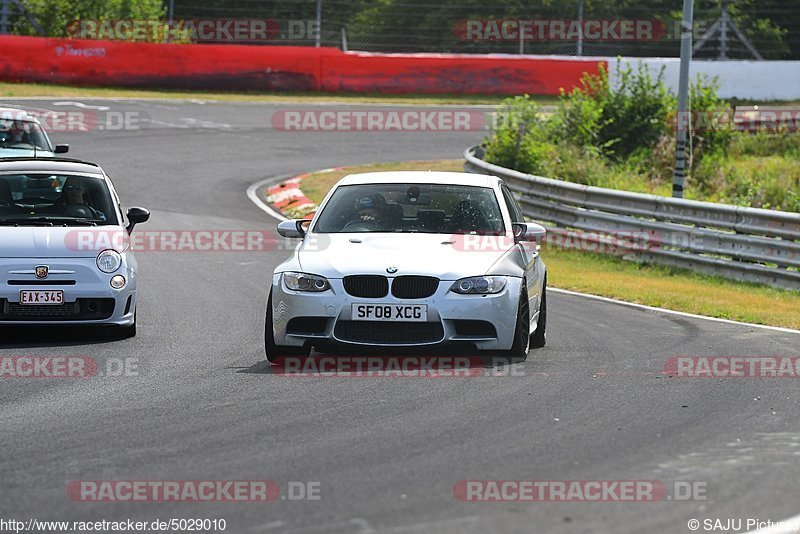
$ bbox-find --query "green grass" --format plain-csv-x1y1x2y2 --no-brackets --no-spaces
0,82,550,106
293,160,800,329
486,136,800,211
543,248,800,329
0,81,798,109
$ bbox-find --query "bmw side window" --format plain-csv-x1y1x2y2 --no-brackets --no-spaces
502,186,523,223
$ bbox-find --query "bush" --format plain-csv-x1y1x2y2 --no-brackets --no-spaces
553,61,675,159
686,75,734,160
549,67,611,153
483,95,554,174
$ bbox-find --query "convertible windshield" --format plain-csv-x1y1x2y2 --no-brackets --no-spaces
0,119,51,151
313,183,505,234
0,174,117,225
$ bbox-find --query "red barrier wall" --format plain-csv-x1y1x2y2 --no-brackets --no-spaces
0,36,603,95
0,36,332,91
322,52,604,95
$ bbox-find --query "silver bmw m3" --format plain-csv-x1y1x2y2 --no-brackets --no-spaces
266,171,547,361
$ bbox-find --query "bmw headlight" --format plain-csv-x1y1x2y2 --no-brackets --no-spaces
283,272,330,292
450,276,507,294
96,249,122,273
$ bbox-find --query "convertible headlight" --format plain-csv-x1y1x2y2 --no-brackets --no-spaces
283,272,330,292
450,276,507,294
96,249,122,273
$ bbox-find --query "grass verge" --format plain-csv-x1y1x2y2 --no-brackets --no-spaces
0,82,542,106
296,160,800,329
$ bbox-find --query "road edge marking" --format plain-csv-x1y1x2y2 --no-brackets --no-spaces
246,176,291,222
549,287,800,335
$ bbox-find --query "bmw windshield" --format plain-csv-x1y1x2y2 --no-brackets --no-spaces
313,183,505,234
0,174,117,225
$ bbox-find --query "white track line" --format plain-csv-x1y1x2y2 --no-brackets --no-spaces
549,287,800,335
51,101,110,110
247,174,800,337
246,176,290,222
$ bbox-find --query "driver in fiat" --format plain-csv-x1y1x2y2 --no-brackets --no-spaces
60,177,106,220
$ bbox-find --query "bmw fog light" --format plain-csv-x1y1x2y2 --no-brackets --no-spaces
110,275,126,289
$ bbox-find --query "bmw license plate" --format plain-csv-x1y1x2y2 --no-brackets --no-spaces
351,303,427,322
19,290,64,305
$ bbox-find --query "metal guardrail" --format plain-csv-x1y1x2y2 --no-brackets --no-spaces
464,145,800,291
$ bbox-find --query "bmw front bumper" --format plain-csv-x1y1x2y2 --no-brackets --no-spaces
270,273,522,351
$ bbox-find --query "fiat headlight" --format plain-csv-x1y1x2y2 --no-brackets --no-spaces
96,249,122,273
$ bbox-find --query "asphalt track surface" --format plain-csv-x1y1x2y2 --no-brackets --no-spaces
1,99,799,534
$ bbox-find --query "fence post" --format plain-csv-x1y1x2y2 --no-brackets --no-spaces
672,0,694,198
315,0,321,47
0,0,9,35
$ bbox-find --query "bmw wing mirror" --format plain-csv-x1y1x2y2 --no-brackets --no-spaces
54,144,69,154
277,219,311,238
513,222,546,243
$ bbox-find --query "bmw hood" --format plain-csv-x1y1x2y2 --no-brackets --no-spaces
296,233,517,280
0,226,125,258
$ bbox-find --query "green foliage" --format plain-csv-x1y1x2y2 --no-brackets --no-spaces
483,62,800,212
13,0,167,41
553,62,676,159
687,75,734,159
728,130,800,159
693,152,800,212
550,66,612,152
483,95,554,174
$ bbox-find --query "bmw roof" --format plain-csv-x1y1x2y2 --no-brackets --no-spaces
337,171,499,187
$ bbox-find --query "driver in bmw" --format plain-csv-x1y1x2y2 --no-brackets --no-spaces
354,194,388,228
60,177,106,221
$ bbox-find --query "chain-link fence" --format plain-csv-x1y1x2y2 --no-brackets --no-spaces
3,0,800,59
